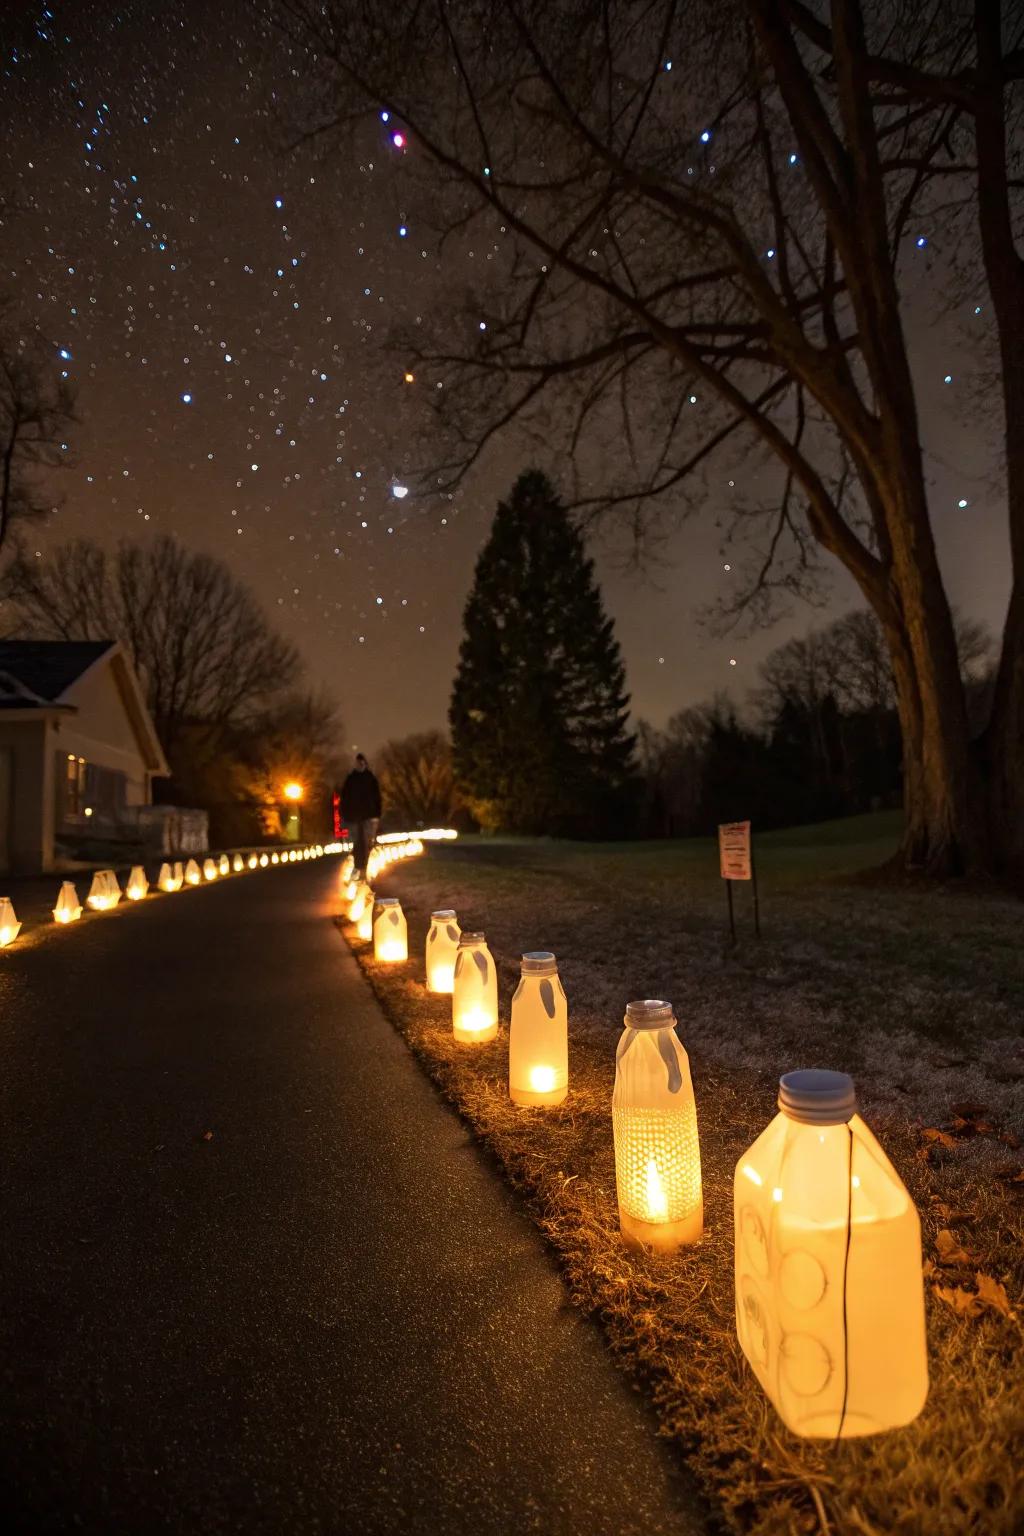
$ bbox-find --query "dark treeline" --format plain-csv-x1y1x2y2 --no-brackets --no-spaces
638,610,993,838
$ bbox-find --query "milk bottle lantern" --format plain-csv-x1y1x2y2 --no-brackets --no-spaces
452,933,498,1044
248,854,258,870
203,857,218,881
612,1000,702,1252
53,881,82,923
357,893,374,942
734,1070,928,1439
426,910,461,993
0,897,21,946
340,855,354,886
347,881,370,923
184,858,202,886
509,952,568,1106
232,854,244,873
218,854,230,877
259,853,269,867
373,897,408,962
126,865,148,901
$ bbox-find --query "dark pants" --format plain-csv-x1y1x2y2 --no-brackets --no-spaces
352,818,379,875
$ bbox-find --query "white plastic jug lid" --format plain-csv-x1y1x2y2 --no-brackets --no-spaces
778,1070,857,1124
432,909,457,918
459,931,486,944
624,999,675,1030
377,897,400,907
521,951,557,975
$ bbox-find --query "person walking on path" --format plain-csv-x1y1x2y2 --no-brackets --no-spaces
341,752,382,876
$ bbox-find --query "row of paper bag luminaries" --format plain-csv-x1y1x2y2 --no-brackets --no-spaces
0,843,345,945
341,852,930,1447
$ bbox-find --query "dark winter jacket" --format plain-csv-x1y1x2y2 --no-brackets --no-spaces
340,768,382,823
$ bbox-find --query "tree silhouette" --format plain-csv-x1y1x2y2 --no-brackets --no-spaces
450,470,635,835
282,0,1024,876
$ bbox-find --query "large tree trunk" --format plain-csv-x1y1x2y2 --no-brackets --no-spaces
971,0,1024,880
880,599,984,876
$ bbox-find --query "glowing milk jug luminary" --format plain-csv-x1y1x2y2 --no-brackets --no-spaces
185,858,202,886
734,1069,928,1439
425,910,461,993
126,865,148,901
452,932,499,1044
373,897,408,962
53,881,82,923
347,881,370,923
612,999,702,1252
0,897,21,946
356,892,374,941
509,951,568,1106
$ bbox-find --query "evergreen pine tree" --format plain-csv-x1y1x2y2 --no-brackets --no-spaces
449,470,636,836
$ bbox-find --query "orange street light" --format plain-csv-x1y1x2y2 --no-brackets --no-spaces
283,781,304,802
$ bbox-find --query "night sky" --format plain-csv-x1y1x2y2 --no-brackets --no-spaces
0,1,1008,755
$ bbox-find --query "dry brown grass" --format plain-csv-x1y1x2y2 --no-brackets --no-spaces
340,831,1024,1536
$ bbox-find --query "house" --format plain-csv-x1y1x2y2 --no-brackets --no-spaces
0,640,170,874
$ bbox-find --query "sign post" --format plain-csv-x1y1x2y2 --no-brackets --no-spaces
718,820,760,943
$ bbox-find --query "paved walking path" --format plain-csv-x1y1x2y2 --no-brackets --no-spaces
0,859,705,1534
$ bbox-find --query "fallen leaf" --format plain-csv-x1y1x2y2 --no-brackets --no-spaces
932,1283,984,1319
951,1117,995,1138
975,1272,1017,1320
920,1127,958,1149
935,1229,976,1265
202,1130,214,1141
922,1258,938,1280
930,1200,975,1223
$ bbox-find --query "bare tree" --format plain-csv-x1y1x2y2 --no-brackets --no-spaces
0,535,301,757
376,729,458,826
759,609,992,719
0,331,75,549
637,705,715,836
278,0,1024,876
233,689,346,836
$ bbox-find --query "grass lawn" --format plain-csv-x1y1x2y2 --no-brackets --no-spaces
342,813,1023,1535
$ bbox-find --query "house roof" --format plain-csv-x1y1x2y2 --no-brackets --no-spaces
0,640,116,704
0,639,169,777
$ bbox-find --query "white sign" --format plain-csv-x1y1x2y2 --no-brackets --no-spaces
719,820,752,881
